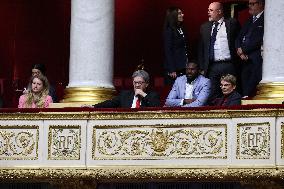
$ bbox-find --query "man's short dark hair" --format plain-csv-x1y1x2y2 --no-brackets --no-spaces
186,61,199,69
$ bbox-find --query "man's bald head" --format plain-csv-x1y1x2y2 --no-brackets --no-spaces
208,2,224,22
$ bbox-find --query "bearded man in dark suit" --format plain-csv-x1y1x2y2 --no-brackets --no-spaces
198,2,240,101
93,70,160,108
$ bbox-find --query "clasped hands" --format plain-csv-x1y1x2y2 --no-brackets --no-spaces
237,48,248,61
183,99,195,105
168,72,177,79
135,89,147,98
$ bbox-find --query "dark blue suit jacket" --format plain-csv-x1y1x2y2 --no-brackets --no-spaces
163,27,189,73
236,14,264,57
235,13,264,96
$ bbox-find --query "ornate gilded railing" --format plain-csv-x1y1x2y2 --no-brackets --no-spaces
0,107,284,188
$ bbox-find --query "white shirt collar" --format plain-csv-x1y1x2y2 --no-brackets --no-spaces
255,11,264,19
217,17,224,24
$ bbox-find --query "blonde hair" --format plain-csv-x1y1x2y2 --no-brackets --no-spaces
24,75,50,108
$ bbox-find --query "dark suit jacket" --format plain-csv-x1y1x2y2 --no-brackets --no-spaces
198,18,240,75
235,14,264,64
93,90,160,108
212,90,241,106
0,95,3,108
164,27,189,73
49,85,58,103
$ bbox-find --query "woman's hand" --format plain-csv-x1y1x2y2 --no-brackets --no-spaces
169,72,177,79
23,88,28,94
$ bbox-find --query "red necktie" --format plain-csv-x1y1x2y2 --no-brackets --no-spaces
135,97,141,108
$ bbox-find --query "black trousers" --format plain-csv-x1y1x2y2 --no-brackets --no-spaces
207,60,237,102
241,59,262,97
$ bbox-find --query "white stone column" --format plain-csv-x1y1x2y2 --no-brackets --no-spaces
63,0,115,103
255,0,284,101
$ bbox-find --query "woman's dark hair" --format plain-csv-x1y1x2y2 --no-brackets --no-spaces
32,64,46,76
164,6,182,30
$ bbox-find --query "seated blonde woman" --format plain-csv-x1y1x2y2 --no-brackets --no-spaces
18,75,53,108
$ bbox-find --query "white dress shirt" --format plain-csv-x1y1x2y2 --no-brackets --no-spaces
180,79,195,105
212,17,231,61
131,96,140,108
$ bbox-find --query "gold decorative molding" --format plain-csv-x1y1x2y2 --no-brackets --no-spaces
89,111,231,120
48,125,81,160
0,125,39,160
254,82,284,101
93,124,227,160
0,168,281,181
228,109,278,118
281,123,284,159
62,87,116,103
275,110,284,117
236,122,270,159
0,112,90,120
90,110,279,120
0,110,281,120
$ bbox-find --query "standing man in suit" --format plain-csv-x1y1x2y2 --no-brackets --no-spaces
165,61,211,107
236,0,265,98
198,2,240,100
93,70,160,108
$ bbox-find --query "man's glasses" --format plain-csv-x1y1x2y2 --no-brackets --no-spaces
220,83,232,87
133,81,145,85
248,2,259,6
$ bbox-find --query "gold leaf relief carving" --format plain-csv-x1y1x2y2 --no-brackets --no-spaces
94,126,226,160
237,122,270,159
149,129,169,154
282,123,284,159
48,125,81,160
0,126,38,160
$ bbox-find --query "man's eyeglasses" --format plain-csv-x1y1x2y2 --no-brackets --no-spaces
133,81,145,85
220,83,232,87
248,2,259,6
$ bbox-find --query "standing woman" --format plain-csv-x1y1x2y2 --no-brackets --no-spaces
18,75,53,108
163,7,189,85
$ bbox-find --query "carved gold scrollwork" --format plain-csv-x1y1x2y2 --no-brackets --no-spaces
281,123,284,159
0,125,38,160
94,124,227,160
